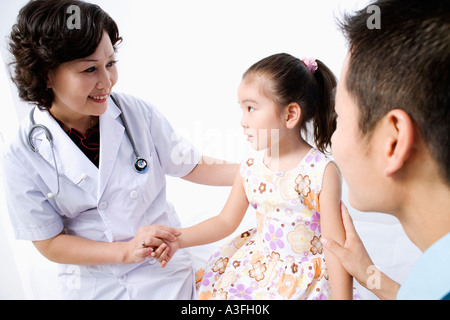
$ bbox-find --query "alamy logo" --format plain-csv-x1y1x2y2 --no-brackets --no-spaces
366,265,381,289
366,5,381,30
66,265,81,290
66,5,81,30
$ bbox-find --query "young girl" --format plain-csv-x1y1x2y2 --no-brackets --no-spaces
166,53,353,299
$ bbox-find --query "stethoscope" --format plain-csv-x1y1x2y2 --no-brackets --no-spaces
27,93,149,198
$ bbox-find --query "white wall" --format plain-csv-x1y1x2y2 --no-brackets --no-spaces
0,0,420,300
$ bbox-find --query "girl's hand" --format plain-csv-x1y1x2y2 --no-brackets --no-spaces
151,237,180,268
124,225,180,264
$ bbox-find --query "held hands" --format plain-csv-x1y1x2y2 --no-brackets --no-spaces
152,236,180,267
125,225,180,267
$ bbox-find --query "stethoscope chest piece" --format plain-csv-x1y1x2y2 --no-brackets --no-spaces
134,158,149,173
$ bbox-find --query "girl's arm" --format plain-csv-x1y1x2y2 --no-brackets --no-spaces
321,203,400,300
182,156,240,186
177,171,249,248
320,162,354,300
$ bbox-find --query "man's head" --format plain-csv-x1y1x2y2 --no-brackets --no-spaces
331,0,450,212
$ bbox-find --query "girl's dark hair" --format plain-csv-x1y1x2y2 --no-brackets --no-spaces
9,0,122,110
243,53,337,153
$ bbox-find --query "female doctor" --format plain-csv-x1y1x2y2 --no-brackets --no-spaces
2,0,238,299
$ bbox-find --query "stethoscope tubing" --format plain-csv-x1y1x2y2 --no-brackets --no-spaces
110,94,149,174
27,93,148,198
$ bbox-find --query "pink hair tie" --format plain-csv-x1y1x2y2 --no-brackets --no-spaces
301,57,318,74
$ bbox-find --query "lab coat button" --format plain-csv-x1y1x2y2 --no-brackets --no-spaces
130,190,138,199
118,274,127,284
99,202,108,210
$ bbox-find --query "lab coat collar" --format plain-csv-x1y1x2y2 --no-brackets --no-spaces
30,98,124,200
31,107,99,197
97,97,124,200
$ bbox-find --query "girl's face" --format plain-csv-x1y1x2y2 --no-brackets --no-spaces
47,31,118,121
238,76,286,151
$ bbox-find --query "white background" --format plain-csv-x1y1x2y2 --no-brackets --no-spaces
0,0,421,299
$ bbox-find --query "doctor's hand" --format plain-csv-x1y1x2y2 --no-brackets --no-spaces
124,225,180,264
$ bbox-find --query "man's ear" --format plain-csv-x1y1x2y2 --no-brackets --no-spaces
383,109,415,177
284,102,301,129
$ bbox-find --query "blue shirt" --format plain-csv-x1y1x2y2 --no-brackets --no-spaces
397,233,450,300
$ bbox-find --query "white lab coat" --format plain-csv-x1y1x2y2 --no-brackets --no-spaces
1,93,201,299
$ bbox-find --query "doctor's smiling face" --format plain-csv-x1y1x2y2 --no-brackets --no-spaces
47,31,118,130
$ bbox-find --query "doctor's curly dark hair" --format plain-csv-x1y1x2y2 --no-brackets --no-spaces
8,0,122,110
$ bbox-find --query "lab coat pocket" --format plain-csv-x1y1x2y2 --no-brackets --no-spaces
166,201,182,228
143,200,182,229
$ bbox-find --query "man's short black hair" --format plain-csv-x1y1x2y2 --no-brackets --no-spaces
339,0,450,184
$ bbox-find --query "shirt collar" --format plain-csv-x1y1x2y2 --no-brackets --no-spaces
397,233,450,300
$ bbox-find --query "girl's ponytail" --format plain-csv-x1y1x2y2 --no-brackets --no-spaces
311,60,337,153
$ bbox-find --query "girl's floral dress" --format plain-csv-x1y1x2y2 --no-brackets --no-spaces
197,148,334,300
